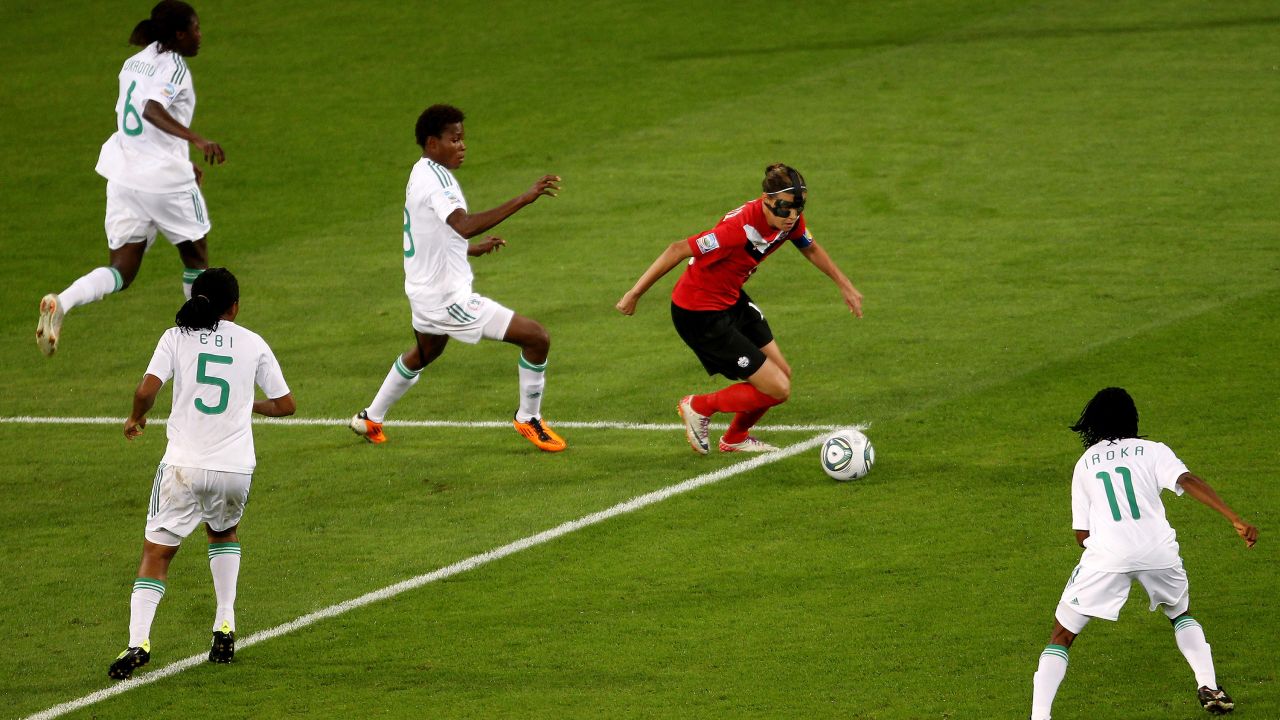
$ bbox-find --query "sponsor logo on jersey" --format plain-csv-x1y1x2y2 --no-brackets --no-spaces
744,225,774,254
696,233,719,254
466,296,483,312
444,190,460,203
161,82,178,99
737,356,749,368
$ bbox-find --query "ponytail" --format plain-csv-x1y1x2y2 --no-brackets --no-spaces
129,19,157,47
175,267,239,332
128,1,197,49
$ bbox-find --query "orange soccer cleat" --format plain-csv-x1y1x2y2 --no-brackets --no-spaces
513,415,567,452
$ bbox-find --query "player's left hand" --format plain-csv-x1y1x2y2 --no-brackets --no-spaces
842,285,864,318
124,416,147,440
193,163,204,186
468,237,507,256
1234,519,1258,548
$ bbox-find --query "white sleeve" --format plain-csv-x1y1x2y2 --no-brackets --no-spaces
144,330,176,384
142,56,190,109
424,177,466,224
1154,443,1189,495
1070,465,1091,531
255,340,291,400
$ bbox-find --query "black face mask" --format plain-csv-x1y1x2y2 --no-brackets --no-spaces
767,196,805,218
766,167,806,218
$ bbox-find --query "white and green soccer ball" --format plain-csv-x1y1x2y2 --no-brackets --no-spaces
820,428,874,481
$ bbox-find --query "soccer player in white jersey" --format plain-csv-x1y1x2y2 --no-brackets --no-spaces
108,268,294,679
350,104,567,452
36,0,226,358
1029,388,1257,718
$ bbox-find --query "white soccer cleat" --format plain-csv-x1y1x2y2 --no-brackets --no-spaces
350,410,386,444
718,435,779,453
678,395,710,455
36,293,65,357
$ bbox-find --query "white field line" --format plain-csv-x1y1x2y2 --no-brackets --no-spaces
0,416,843,432
22,428,855,720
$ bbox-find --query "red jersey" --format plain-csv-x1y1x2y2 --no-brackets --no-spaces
671,198,812,311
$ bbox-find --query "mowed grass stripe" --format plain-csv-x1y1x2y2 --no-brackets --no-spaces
22,431,836,720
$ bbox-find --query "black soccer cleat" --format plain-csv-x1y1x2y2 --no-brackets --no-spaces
208,628,236,664
1198,685,1234,714
108,645,151,680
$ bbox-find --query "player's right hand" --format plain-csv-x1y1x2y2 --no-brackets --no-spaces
615,292,638,316
1234,519,1258,548
124,416,147,440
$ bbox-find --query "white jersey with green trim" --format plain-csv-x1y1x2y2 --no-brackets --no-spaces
144,321,290,474
1070,438,1189,572
402,158,472,310
95,42,198,193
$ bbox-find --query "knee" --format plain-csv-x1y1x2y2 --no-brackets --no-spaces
525,323,550,355
765,378,790,403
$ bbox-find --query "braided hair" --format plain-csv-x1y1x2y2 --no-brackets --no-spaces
175,267,238,332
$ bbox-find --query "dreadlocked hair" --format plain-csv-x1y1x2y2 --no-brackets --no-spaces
1070,387,1141,448
175,267,238,332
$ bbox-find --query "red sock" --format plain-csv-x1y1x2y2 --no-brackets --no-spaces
692,383,781,415
723,407,770,444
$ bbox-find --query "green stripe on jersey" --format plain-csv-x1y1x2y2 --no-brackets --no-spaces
427,161,452,188
518,354,547,372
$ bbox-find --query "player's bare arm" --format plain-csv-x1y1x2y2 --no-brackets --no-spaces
142,100,224,164
253,393,296,418
446,175,560,239
1176,472,1258,547
124,374,164,439
467,237,507,256
799,242,863,318
616,240,696,315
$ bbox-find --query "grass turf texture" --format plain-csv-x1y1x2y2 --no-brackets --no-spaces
1,0,1277,717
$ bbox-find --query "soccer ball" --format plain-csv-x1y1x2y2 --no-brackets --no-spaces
820,428,874,481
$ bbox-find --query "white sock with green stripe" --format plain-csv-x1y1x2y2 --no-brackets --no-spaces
1173,615,1216,688
59,267,123,312
1031,644,1069,720
367,355,421,423
515,354,547,422
129,577,165,648
208,542,241,633
182,267,205,300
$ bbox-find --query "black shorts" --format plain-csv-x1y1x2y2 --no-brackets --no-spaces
670,292,774,380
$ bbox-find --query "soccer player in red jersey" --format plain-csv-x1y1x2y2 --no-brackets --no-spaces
616,164,862,453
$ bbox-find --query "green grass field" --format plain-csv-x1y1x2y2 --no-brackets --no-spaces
2,1,1277,717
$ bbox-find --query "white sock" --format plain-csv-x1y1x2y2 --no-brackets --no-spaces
515,354,547,422
208,542,241,633
59,267,122,312
1031,644,1069,720
128,578,166,648
366,356,421,423
182,268,204,300
1173,616,1217,688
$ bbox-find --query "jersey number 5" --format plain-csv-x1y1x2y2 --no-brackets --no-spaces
1096,466,1141,522
195,353,233,415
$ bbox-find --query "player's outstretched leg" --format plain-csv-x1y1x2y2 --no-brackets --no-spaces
1198,686,1234,715
505,316,565,452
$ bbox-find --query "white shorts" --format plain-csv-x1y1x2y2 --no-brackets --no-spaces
105,181,211,249
1056,561,1190,631
144,463,251,546
410,293,514,344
